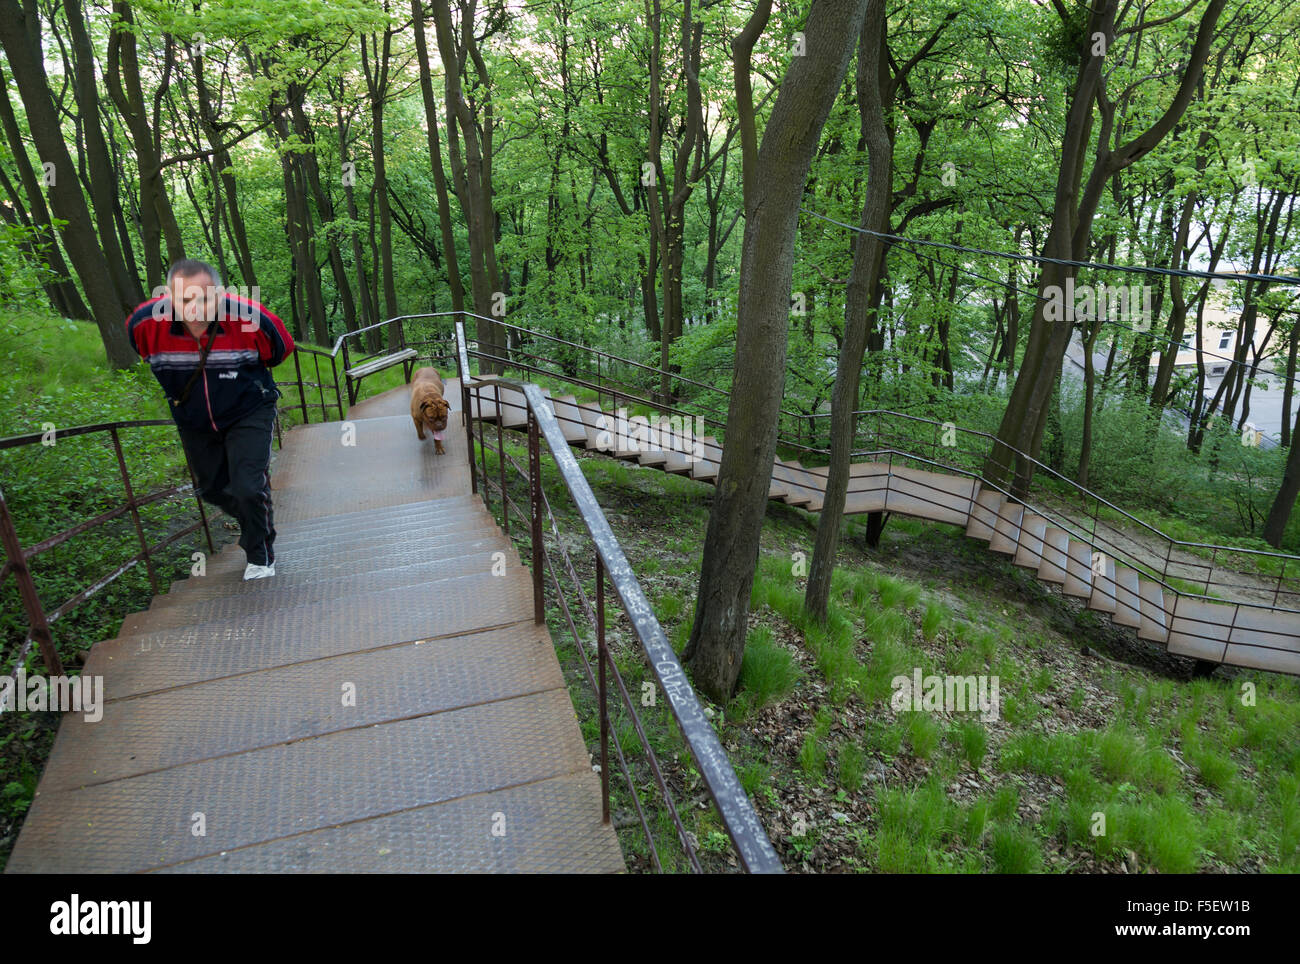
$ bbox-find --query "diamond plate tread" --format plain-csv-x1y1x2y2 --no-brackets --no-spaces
84,568,536,699
159,529,512,610
127,541,519,633
270,493,490,539
194,514,505,581
5,689,593,873
38,621,560,791
150,534,516,613
153,772,623,873
270,415,470,523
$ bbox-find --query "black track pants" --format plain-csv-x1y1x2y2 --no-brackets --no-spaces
177,402,277,567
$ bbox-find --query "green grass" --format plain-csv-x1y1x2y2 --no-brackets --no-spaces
837,742,867,792
737,625,803,710
953,720,989,769
903,712,942,760
991,824,1044,873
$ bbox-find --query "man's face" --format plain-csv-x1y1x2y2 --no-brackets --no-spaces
169,273,220,333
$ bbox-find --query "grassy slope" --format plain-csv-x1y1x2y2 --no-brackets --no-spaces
481,431,1300,874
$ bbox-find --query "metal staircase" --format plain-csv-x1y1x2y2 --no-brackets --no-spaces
460,366,1300,678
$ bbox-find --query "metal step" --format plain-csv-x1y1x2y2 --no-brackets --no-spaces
966,486,1003,541
1111,565,1143,628
988,500,1025,555
771,459,817,508
576,403,614,453
787,461,827,512
810,463,889,514
881,465,977,526
1137,578,1170,643
548,395,593,444
1063,537,1094,599
39,621,561,791
690,437,723,482
1087,552,1118,614
84,568,538,700
154,771,623,874
1013,513,1050,570
228,508,498,564
129,538,518,633
270,494,490,540
5,689,602,873
466,383,533,428
1035,524,1069,583
1167,596,1233,661
161,529,516,613
184,515,503,586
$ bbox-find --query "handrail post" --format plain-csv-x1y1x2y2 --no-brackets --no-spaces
293,350,308,425
330,353,342,420
528,408,544,625
479,385,491,511
463,380,477,495
109,425,159,595
341,338,353,408
314,353,325,422
496,384,508,537
0,488,62,676
596,551,611,824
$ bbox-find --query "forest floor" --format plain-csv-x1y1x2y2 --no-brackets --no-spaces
500,434,1300,874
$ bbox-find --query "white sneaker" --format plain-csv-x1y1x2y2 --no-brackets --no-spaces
243,562,276,580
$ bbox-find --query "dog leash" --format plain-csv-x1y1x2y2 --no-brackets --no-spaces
168,318,220,407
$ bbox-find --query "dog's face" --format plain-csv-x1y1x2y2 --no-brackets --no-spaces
421,397,450,434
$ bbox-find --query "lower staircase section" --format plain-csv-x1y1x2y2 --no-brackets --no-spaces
467,382,1300,677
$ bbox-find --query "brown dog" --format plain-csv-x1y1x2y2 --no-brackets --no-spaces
410,367,451,454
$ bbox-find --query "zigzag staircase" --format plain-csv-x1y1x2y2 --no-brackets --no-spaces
464,379,1300,678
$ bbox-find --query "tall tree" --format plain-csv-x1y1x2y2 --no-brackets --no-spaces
0,0,135,367
683,0,871,701
985,0,1228,495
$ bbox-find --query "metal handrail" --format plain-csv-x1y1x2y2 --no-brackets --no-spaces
451,321,781,873
0,418,216,677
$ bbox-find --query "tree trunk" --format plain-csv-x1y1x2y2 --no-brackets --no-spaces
0,0,135,366
105,3,184,289
683,0,870,702
430,0,505,370
60,0,143,310
0,66,88,319
361,31,401,347
1264,409,1300,548
805,0,890,624
413,0,465,313
987,0,1225,495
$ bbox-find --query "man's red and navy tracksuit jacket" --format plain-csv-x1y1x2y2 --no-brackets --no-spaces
126,294,296,433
